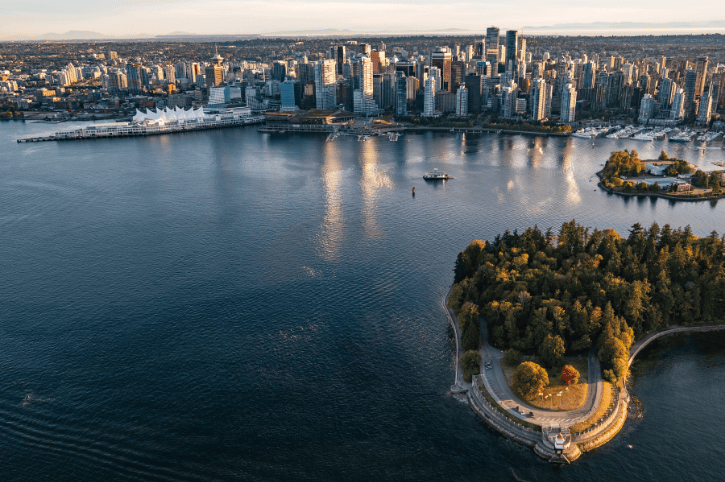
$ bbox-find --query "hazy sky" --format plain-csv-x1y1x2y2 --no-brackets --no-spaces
2,0,722,37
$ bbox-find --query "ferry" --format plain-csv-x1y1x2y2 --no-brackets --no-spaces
423,169,453,180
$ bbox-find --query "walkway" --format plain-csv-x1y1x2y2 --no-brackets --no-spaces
629,324,725,366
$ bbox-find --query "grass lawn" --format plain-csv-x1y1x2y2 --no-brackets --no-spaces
570,382,614,433
503,358,589,412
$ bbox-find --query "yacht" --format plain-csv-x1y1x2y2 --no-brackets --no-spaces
423,169,453,180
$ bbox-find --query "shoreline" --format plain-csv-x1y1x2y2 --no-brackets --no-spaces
596,171,725,202
447,280,725,464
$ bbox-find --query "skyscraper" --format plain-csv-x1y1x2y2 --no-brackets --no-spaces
455,84,468,116
314,59,337,109
473,40,485,60
670,88,685,120
396,71,407,116
423,77,436,116
125,63,142,92
337,46,346,75
205,51,224,87
684,69,698,117
638,94,655,123
560,83,577,123
530,78,548,121
658,78,676,111
431,47,452,92
505,30,519,73
486,27,499,62
697,92,712,123
695,56,709,96
353,56,378,116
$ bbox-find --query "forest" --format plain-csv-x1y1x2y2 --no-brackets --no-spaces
448,221,725,382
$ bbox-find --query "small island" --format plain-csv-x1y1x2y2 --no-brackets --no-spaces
447,221,725,463
597,150,725,201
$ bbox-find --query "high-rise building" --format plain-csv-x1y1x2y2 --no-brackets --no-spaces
455,84,468,116
505,30,519,73
560,83,577,123
396,71,407,116
431,47,452,92
684,69,698,117
280,80,300,111
272,61,287,82
125,63,142,92
473,40,485,60
337,46,346,75
670,88,685,120
314,59,337,109
658,78,676,111
695,56,709,96
353,56,378,116
164,65,176,84
450,61,466,93
359,43,371,57
205,51,224,87
423,77,436,116
486,27,500,62
581,61,595,90
465,74,483,114
638,94,655,123
697,92,712,123
371,51,386,74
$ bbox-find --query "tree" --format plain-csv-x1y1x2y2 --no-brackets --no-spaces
503,348,520,366
461,350,481,383
658,150,669,160
539,334,565,368
459,303,481,351
561,364,580,385
512,361,549,399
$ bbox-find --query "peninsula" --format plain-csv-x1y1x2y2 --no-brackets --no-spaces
448,221,725,463
597,150,725,201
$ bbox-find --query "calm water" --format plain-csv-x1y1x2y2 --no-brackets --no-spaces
1,121,724,481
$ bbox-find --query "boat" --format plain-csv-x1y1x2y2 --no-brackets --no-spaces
423,169,453,180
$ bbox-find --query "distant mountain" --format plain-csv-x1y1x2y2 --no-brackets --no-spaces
525,20,725,30
157,31,197,37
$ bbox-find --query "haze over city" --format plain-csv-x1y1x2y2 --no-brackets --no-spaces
3,0,725,39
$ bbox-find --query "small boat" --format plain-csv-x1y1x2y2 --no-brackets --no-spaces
423,169,453,180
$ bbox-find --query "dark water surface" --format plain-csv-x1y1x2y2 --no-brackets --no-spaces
1,122,725,481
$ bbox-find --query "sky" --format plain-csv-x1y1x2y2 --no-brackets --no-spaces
1,0,723,38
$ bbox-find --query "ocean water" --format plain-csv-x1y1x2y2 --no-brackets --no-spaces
1,121,724,481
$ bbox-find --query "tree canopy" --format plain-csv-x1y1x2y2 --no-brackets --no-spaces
512,361,549,399
561,365,580,385
450,221,725,382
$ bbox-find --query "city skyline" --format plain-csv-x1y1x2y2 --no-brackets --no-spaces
3,0,725,39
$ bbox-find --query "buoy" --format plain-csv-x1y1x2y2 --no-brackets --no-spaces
412,187,415,196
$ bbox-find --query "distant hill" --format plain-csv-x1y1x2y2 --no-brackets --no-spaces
525,20,725,30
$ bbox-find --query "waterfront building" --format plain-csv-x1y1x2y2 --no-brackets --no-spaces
280,80,301,111
465,74,483,114
353,56,378,116
431,47,452,92
500,83,517,118
670,88,685,120
560,83,577,123
315,59,337,109
423,77,436,116
684,69,698,117
455,84,468,116
530,78,547,121
638,94,655,123
396,71,407,116
696,92,712,124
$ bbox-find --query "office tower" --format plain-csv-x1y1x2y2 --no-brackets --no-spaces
431,47,452,92
695,56,709,96
280,80,300,110
373,73,383,107
272,61,287,82
606,71,624,108
125,64,142,92
518,38,527,64
465,74,483,114
455,84,468,116
486,27,500,61
505,30,519,73
710,80,722,110
450,60,465,93
164,65,176,84
697,92,712,123
658,78,675,110
684,69,698,116
382,72,396,109
475,61,491,77
353,56,378,115
670,88,685,119
622,63,635,85
337,46,346,75
371,51,385,74
428,66,441,92
423,77,436,116
395,61,416,78
359,43,371,56
314,59,337,109
582,61,595,89
638,94,655,123
205,51,224,87
660,56,667,71
473,40,485,60
416,62,427,91
396,71,407,116
530,78,547,120
500,83,518,118
560,83,576,123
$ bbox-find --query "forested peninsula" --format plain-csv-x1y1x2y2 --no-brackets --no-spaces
449,221,725,383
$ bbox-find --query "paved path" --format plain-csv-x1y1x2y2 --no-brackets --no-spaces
629,324,725,366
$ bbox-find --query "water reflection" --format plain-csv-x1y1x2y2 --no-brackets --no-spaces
318,139,344,261
359,139,392,239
